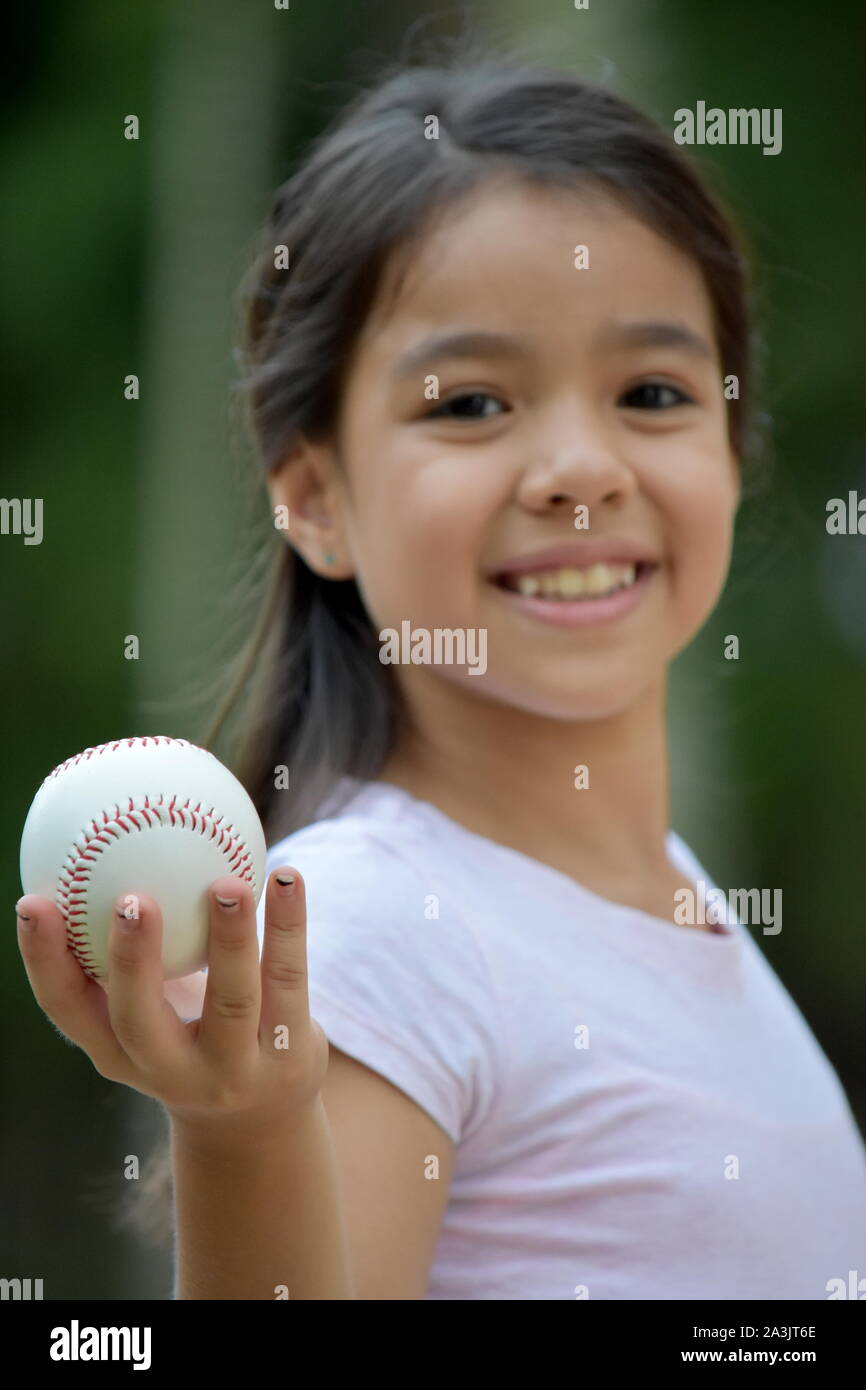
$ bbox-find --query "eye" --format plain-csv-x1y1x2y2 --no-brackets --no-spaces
426,391,505,420
619,381,694,410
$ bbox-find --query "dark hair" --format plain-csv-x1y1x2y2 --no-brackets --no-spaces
125,43,762,1253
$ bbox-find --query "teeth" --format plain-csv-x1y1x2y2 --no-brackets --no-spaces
513,562,637,599
558,568,584,597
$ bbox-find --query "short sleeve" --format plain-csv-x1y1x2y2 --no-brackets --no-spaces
256,818,502,1145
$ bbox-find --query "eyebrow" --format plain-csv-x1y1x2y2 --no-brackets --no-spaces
391,330,532,380
600,321,716,360
390,321,716,381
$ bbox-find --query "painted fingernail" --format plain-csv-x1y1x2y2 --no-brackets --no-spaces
116,894,140,929
274,872,296,896
215,894,239,912
15,900,33,931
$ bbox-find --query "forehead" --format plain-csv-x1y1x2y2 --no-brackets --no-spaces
356,177,716,360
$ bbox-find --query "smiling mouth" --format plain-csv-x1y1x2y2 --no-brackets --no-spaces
493,561,656,601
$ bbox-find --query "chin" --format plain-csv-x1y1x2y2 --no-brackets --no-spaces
479,672,657,722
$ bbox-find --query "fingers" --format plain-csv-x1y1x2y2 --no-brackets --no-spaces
19,870,313,1114
103,892,191,1073
258,867,311,1059
198,875,262,1067
16,895,133,1082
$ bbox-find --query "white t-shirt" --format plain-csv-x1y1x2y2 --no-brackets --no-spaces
256,777,866,1301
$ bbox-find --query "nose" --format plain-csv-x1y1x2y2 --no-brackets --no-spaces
516,406,637,516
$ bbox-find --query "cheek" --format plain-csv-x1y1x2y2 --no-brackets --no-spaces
346,480,474,628
665,469,738,615
357,459,498,615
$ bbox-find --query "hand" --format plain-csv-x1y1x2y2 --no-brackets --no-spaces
16,867,329,1136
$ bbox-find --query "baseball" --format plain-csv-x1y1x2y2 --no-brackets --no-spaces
19,736,267,982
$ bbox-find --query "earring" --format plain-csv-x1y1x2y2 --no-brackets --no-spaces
323,551,336,566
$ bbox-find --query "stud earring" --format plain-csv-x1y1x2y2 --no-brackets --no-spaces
323,551,336,566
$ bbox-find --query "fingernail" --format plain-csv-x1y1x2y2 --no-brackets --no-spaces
116,894,140,929
275,872,296,896
15,900,34,931
215,894,239,912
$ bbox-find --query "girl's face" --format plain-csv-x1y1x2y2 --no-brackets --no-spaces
320,179,739,720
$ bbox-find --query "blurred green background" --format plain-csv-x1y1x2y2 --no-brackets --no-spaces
2,0,864,1298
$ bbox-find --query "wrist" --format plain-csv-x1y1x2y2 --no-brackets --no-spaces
167,1094,325,1156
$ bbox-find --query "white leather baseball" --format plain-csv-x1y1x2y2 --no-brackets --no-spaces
19,736,267,982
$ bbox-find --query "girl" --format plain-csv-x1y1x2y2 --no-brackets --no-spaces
17,48,866,1301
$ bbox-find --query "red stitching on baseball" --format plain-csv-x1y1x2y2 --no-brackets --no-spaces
45,741,256,981
43,736,202,786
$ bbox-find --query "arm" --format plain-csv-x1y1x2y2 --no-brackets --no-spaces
17,860,453,1302
171,1094,355,1301
320,1046,455,1299
171,1047,455,1300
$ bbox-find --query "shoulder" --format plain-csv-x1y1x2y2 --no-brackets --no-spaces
265,798,441,920
258,789,491,991
259,790,504,1145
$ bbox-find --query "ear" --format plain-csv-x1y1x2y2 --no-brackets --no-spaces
267,438,353,578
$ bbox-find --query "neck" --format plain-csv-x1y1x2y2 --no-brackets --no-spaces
378,673,673,881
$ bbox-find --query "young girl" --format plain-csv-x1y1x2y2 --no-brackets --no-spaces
17,50,866,1301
